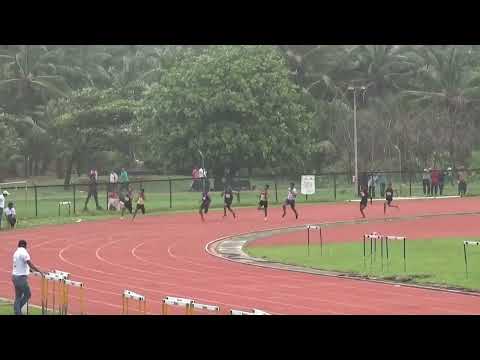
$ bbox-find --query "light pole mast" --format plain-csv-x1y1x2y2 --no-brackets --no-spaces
348,85,366,196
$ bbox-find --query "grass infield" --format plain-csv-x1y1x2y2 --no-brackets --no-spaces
245,237,480,292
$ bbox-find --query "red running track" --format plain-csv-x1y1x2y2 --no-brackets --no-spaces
1,197,480,315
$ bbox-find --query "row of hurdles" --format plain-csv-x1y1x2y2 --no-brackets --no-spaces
122,291,271,315
28,271,270,315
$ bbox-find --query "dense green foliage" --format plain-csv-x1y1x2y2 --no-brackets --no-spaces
1,45,480,183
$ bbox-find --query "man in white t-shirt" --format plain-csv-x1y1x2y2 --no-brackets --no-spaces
0,190,9,230
12,240,44,315
109,169,119,193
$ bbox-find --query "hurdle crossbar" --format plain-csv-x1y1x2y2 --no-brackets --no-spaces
252,308,271,315
463,241,480,278
122,290,146,315
162,297,194,315
191,302,220,314
230,309,256,315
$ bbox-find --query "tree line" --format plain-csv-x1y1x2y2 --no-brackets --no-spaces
1,45,479,185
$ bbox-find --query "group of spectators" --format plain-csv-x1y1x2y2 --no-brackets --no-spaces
191,166,207,191
83,167,130,211
422,167,467,196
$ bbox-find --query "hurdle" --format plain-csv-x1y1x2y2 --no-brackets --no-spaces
306,225,323,256
162,296,194,315
230,308,271,315
58,201,72,216
35,272,67,315
122,290,147,315
363,233,382,266
463,241,480,278
384,236,407,272
190,302,220,315
63,279,85,315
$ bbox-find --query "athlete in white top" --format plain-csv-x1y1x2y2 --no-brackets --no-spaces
282,182,298,219
0,190,8,229
12,240,44,315
5,202,16,228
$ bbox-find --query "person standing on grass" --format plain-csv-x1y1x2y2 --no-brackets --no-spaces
282,183,298,219
0,190,8,230
12,240,44,315
132,188,146,221
422,169,430,196
5,202,16,229
384,183,399,214
84,173,102,211
109,169,119,193
199,190,211,222
258,184,270,221
378,173,387,198
360,185,369,218
439,169,445,196
119,168,129,192
221,186,236,219
458,169,467,196
430,168,440,196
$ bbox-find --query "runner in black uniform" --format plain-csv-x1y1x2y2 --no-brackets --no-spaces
221,186,236,218
257,185,269,221
360,185,368,218
384,183,399,214
282,183,298,219
199,190,211,222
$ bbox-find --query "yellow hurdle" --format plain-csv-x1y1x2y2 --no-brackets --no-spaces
122,290,146,315
162,296,194,315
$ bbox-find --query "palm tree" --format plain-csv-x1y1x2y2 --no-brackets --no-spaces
0,45,71,114
402,45,480,166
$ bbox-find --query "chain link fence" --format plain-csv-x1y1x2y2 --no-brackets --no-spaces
2,168,478,220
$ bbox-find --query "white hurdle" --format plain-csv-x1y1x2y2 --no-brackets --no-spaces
162,296,194,315
306,225,323,256
463,241,480,278
191,302,220,315
122,290,146,314
230,308,271,315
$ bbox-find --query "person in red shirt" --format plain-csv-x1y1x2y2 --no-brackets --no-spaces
191,167,199,191
430,168,440,196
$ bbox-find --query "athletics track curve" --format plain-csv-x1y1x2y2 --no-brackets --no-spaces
1,197,480,315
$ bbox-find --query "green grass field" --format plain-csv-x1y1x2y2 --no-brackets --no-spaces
246,237,480,291
0,299,50,315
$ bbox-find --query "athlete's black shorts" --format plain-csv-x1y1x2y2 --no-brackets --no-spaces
386,197,393,205
360,199,368,207
224,200,233,208
258,200,268,208
284,199,296,207
136,204,145,214
200,201,211,213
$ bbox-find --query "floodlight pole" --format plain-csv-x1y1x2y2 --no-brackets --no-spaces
348,86,366,196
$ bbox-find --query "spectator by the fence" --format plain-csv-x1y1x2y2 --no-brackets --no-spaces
422,168,431,196
84,173,102,211
12,240,44,315
447,167,454,186
109,169,119,193
368,173,377,199
5,202,16,229
119,168,129,191
430,168,440,196
90,168,98,181
191,167,199,191
458,169,467,196
378,173,387,197
0,190,8,230
439,169,445,195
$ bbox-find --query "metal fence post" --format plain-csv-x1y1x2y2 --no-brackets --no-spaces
73,184,76,214
34,185,38,217
409,171,412,197
333,173,337,200
169,179,172,209
275,181,278,203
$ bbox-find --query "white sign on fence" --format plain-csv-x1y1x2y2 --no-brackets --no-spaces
301,175,315,195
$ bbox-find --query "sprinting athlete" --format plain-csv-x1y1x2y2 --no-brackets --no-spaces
384,182,399,214
221,186,236,219
258,184,269,221
199,190,211,222
360,185,368,218
132,188,146,221
282,183,298,219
